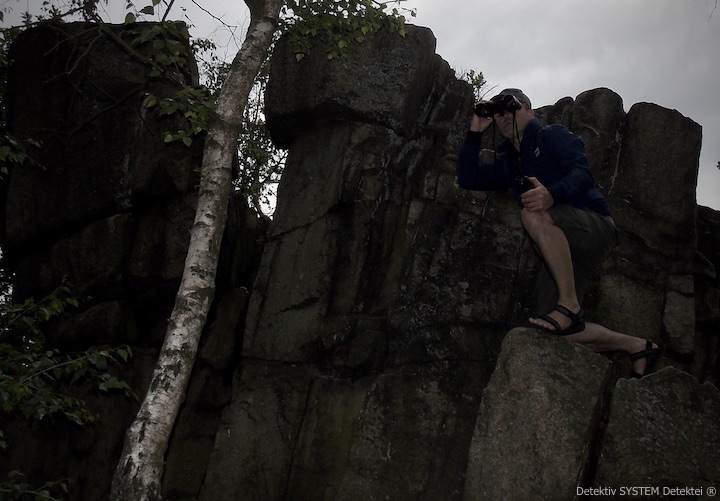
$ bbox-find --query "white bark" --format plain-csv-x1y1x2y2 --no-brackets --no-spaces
110,1,286,499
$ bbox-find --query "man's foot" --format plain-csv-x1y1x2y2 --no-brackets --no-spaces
630,339,661,378
529,304,585,336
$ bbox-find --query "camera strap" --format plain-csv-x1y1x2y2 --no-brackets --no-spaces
535,125,546,156
512,114,526,176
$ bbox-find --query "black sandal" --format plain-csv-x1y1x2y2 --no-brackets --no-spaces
537,304,585,336
630,339,660,378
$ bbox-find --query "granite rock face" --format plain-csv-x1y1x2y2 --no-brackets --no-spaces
2,22,719,500
202,25,715,500
464,329,613,501
596,368,720,493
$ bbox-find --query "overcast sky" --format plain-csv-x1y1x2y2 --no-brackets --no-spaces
181,0,720,209
3,0,718,208
406,0,720,210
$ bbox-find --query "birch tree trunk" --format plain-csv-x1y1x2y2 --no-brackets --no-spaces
110,1,286,498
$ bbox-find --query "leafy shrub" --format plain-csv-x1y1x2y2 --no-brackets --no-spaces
0,281,134,499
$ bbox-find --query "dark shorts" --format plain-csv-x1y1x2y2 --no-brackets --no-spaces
533,205,619,314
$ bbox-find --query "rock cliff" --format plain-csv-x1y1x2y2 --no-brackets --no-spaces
2,22,719,500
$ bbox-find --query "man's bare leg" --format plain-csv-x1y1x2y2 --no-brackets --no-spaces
565,323,660,376
520,208,581,330
519,209,659,376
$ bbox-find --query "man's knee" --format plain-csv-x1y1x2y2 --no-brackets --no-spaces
520,208,554,234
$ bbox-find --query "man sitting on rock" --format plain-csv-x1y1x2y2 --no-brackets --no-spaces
457,88,660,377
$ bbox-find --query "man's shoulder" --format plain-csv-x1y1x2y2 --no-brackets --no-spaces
538,122,572,137
537,122,582,149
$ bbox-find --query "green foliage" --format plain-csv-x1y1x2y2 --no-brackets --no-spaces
0,282,135,430
458,69,489,101
0,27,43,180
144,85,214,147
0,470,69,501
192,37,230,97
189,32,282,215
281,0,415,60
235,58,286,215
123,0,163,24
128,21,192,77
0,280,135,498
127,22,216,148
0,134,41,180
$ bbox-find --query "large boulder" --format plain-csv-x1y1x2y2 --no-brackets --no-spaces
609,102,701,267
3,22,203,259
595,368,720,492
464,329,613,500
245,25,532,369
265,25,440,146
695,206,720,384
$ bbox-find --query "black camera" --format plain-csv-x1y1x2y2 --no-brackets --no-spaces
474,94,523,118
515,175,534,194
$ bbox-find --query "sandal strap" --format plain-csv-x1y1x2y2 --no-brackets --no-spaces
538,314,562,332
630,339,656,361
554,304,583,323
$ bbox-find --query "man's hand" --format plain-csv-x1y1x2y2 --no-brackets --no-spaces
470,101,495,132
520,177,554,211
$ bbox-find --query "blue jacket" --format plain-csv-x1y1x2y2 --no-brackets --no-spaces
457,118,611,216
